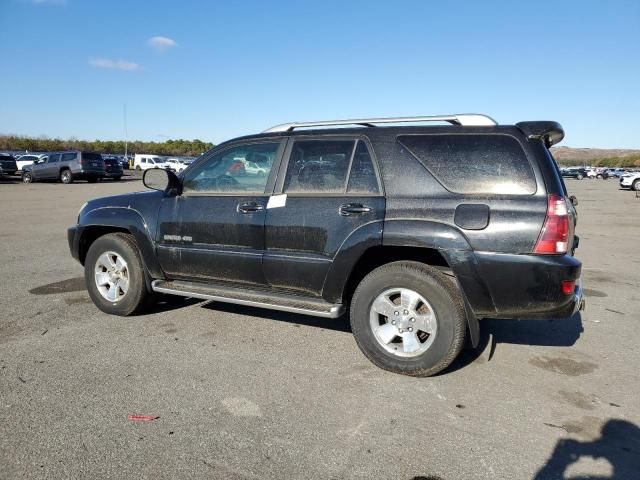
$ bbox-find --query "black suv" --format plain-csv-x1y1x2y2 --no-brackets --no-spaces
68,114,583,376
23,151,105,184
0,153,18,177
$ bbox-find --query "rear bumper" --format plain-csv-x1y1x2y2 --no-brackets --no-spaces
473,252,583,320
103,171,123,178
74,169,105,179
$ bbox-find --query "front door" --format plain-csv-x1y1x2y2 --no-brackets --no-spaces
33,153,59,179
157,140,285,285
264,137,385,296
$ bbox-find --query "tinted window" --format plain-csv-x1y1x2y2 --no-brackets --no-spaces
61,153,77,162
284,140,355,194
48,154,61,163
347,141,379,194
82,152,102,161
183,142,279,194
398,134,536,195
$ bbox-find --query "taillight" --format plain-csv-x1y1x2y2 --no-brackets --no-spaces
534,194,569,254
561,280,576,295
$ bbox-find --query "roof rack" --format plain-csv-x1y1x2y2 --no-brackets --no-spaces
263,114,497,133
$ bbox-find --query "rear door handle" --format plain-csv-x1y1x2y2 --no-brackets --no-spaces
339,203,372,216
238,202,265,214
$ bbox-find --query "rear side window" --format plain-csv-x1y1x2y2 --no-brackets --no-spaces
347,141,380,194
61,153,77,162
82,153,102,161
48,154,60,163
397,134,536,195
284,140,355,194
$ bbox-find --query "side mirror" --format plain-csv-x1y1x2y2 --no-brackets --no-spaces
143,167,181,194
569,195,578,207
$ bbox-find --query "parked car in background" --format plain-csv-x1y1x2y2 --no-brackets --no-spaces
561,167,589,180
22,151,105,184
15,154,42,171
620,171,640,191
68,114,583,377
606,168,627,178
133,154,168,171
165,158,189,173
102,156,124,181
0,153,18,177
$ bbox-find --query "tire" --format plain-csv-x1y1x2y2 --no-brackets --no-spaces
350,261,466,377
60,169,73,184
576,174,584,180
84,233,153,316
596,174,603,179
633,180,640,191
113,176,122,182
22,172,33,184
135,165,141,171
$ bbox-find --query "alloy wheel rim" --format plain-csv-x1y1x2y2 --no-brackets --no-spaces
94,251,130,302
369,288,438,358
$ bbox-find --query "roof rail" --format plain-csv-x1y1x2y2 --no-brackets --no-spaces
263,114,497,133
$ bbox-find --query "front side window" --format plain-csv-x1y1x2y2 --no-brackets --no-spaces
182,142,279,194
284,140,355,194
48,154,60,163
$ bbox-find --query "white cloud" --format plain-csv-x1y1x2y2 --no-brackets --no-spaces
89,58,141,71
32,0,66,5
148,36,177,52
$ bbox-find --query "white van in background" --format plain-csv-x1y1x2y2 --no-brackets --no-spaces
133,154,168,171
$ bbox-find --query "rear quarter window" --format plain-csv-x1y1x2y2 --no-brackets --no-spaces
397,134,536,195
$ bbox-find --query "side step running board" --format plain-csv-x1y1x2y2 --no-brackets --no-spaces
151,280,345,319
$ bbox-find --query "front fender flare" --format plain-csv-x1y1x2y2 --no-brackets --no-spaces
80,206,164,279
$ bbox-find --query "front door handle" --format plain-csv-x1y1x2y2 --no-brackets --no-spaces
339,203,372,216
238,202,265,214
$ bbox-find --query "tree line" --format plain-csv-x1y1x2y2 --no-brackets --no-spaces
0,136,215,157
556,154,640,168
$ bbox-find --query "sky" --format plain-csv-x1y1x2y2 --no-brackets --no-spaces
0,0,639,148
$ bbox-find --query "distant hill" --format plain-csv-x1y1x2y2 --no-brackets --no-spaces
550,146,640,167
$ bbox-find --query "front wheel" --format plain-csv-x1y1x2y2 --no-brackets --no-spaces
84,233,153,316
22,172,34,183
350,261,466,377
576,174,584,180
633,180,640,191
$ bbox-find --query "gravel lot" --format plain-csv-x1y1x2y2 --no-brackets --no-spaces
1,175,638,479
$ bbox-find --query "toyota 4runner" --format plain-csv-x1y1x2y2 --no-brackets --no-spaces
68,114,584,376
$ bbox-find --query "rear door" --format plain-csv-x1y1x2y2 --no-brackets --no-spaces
264,137,384,296
156,140,285,285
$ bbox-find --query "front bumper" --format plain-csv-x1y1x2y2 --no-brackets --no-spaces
67,225,83,263
474,252,584,320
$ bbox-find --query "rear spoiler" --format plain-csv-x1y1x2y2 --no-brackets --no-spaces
516,121,565,147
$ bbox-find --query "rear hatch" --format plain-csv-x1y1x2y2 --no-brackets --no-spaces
0,155,17,172
103,157,123,174
80,152,105,173
516,121,578,255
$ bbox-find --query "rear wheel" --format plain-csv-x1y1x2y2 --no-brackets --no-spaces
60,170,73,184
350,261,466,377
22,171,34,183
633,180,640,191
84,233,153,316
576,174,584,180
